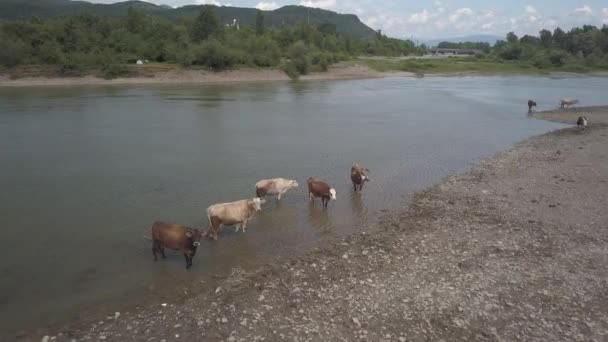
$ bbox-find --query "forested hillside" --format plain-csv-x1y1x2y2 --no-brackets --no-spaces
0,0,376,39
0,5,422,79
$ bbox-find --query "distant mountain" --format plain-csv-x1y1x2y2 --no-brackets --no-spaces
0,0,377,39
424,34,503,47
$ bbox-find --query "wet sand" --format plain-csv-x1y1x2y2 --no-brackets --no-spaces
0,64,413,88
21,106,608,341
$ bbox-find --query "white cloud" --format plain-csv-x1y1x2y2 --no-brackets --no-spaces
574,5,593,15
364,14,404,31
525,6,538,15
195,0,232,5
433,0,445,14
603,8,608,23
478,10,495,20
255,1,278,10
299,0,336,10
449,8,474,24
481,22,495,30
408,10,430,24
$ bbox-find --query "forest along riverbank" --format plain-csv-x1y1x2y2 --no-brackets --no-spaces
0,64,413,87
30,106,608,341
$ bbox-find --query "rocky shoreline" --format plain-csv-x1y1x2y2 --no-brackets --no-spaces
23,107,608,342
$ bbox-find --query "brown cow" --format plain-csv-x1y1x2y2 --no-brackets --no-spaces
151,222,204,269
350,163,370,192
307,177,337,208
527,100,537,113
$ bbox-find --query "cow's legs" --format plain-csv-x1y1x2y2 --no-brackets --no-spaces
184,253,190,269
277,192,282,200
152,240,159,261
353,182,357,192
235,224,241,232
242,220,248,232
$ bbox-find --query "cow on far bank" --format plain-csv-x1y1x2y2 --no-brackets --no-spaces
350,163,370,192
560,98,579,109
151,222,204,269
307,177,336,208
577,116,588,131
206,197,265,240
528,100,537,113
255,178,299,200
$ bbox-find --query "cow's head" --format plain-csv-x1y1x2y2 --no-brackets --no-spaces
329,188,337,200
186,228,204,247
250,197,265,212
289,180,299,189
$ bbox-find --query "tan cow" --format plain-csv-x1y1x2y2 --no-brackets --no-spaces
206,198,265,240
560,98,579,108
350,163,370,192
307,177,336,208
255,178,299,200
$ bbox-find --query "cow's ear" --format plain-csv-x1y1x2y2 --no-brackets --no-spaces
186,230,193,238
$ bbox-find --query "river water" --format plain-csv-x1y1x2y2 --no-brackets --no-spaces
1,75,606,336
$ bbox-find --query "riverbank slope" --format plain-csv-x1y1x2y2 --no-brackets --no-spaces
0,63,413,88
28,107,608,341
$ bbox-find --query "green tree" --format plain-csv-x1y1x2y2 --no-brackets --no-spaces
539,29,552,48
553,27,566,49
126,7,145,34
255,9,264,35
192,6,219,41
506,32,518,43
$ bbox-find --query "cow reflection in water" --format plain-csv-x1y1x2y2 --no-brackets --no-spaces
350,192,368,218
307,201,335,232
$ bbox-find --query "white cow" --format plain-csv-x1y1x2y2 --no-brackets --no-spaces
560,98,579,109
255,178,299,200
206,198,265,240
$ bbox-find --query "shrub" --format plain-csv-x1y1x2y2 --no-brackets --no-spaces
193,40,238,70
101,63,129,79
0,38,28,68
287,40,310,75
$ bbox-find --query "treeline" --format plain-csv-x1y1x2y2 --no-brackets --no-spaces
492,26,608,70
0,6,423,79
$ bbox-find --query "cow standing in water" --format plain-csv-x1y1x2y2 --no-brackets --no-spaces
255,178,299,200
307,177,337,208
560,98,579,109
350,163,370,192
528,100,537,113
206,197,265,240
577,116,588,131
151,222,204,269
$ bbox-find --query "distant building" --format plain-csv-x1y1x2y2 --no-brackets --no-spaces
225,18,239,30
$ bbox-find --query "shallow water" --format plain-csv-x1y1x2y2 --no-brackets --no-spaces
1,75,606,336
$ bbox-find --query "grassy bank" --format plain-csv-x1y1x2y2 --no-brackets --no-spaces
361,56,608,76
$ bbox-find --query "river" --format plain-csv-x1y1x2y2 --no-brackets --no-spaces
1,75,606,336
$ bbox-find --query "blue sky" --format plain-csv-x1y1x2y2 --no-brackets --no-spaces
91,1,608,38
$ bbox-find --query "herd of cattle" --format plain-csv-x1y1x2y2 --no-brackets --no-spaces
152,99,591,269
528,98,588,130
151,164,370,268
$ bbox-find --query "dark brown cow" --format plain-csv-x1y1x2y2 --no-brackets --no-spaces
151,222,204,269
350,163,370,192
307,177,337,208
528,100,537,113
